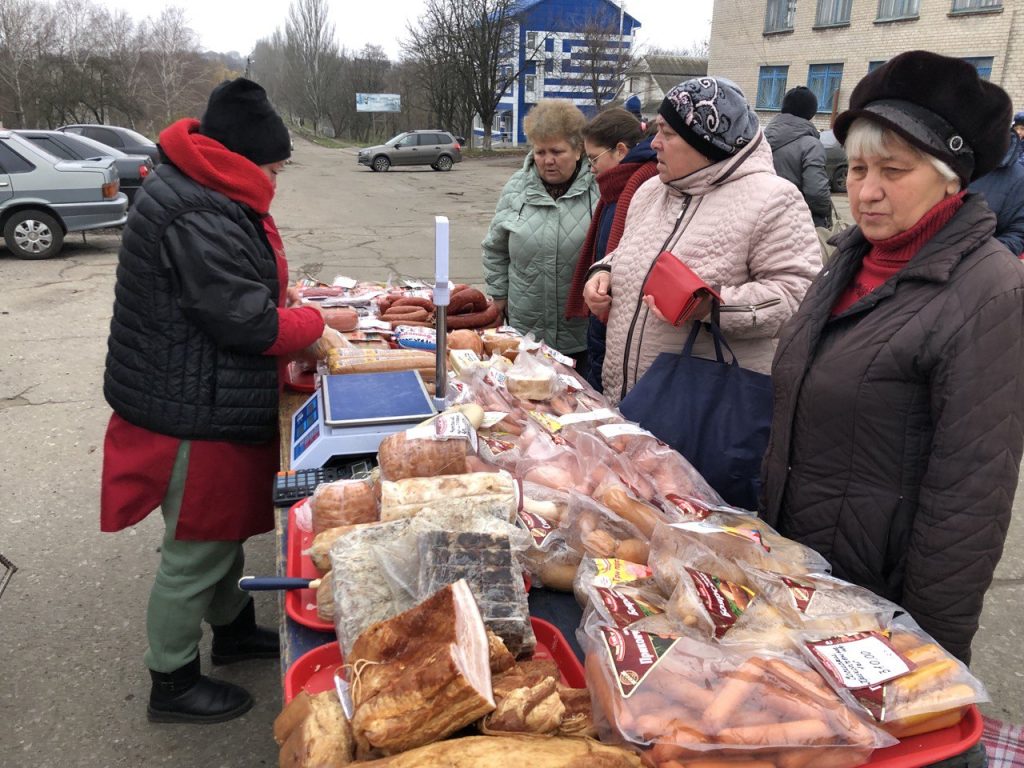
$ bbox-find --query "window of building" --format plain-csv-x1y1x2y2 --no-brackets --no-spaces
867,60,887,72
764,0,795,33
524,74,536,97
815,0,852,26
545,58,554,73
526,31,538,52
808,63,844,112
963,56,994,79
756,66,789,110
951,0,1001,11
876,0,919,20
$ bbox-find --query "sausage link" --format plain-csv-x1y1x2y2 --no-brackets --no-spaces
447,301,499,329
449,287,488,314
391,296,435,311
383,307,429,322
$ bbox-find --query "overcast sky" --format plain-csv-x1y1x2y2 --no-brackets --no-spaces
86,0,713,60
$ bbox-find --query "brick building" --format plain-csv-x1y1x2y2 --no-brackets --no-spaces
707,0,1024,130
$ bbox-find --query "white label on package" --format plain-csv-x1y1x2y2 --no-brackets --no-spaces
485,368,508,388
332,275,358,289
541,343,575,368
597,423,654,440
497,325,520,335
558,408,616,426
810,634,911,689
558,374,584,392
433,412,479,452
481,411,511,429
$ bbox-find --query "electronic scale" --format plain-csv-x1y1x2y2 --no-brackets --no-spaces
288,370,437,471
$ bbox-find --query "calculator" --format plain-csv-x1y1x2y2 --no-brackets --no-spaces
272,457,376,506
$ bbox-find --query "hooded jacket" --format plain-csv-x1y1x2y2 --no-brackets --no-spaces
482,152,596,354
597,132,822,404
761,193,1024,662
969,135,1024,256
764,113,833,228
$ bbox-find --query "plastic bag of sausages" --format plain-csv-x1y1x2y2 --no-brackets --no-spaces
581,626,897,768
796,614,989,739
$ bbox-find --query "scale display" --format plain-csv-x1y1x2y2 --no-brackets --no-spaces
290,371,437,470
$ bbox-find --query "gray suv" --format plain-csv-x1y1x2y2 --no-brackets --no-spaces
358,130,462,172
0,130,128,259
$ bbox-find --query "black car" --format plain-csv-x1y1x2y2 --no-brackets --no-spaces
820,129,848,193
57,124,160,165
17,130,154,205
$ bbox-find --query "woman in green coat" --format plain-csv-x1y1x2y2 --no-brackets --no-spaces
482,99,597,362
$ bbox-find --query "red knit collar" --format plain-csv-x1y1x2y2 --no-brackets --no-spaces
865,191,966,263
158,118,275,215
596,161,645,203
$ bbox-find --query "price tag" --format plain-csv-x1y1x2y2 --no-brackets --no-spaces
597,423,654,441
332,275,358,289
807,632,913,689
558,407,616,426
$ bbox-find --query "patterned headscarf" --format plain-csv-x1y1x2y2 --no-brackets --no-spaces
658,77,760,162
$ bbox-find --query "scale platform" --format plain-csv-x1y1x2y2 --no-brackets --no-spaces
290,371,437,470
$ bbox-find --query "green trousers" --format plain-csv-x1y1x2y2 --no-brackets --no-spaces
143,442,250,673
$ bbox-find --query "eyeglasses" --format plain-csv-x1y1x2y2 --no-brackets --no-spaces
586,147,613,165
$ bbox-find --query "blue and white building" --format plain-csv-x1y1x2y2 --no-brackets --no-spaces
475,0,642,145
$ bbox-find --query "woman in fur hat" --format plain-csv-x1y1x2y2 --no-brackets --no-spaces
761,51,1024,668
101,78,326,723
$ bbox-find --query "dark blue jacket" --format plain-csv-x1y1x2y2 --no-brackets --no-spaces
969,135,1024,256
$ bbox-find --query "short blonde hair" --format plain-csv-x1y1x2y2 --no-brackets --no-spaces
523,99,587,150
844,118,961,190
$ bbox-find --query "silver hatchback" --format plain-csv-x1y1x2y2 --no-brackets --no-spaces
358,130,463,172
0,130,128,259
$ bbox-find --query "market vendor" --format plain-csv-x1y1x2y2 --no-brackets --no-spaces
100,78,325,724
761,51,1024,666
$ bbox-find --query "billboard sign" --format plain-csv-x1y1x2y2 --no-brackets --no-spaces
356,93,401,113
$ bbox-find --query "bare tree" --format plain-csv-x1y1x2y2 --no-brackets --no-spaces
146,6,200,125
99,9,149,127
285,0,340,134
0,0,48,127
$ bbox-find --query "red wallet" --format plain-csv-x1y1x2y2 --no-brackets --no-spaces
642,251,721,326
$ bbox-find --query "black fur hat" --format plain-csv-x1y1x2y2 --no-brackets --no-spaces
199,78,291,165
834,50,1011,184
781,87,818,120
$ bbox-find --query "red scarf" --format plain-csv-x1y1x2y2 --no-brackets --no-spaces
566,159,658,318
159,118,275,215
832,192,966,316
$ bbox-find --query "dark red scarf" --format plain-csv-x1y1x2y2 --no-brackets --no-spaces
566,159,658,319
159,118,275,215
832,191,966,316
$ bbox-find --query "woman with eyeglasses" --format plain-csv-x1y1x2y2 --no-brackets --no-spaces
565,107,658,392
482,99,597,366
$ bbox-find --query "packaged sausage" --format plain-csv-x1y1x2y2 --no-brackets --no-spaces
310,477,379,535
582,628,896,768
796,615,989,738
376,415,476,481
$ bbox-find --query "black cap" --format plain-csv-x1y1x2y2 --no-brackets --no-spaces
781,87,818,120
199,78,291,165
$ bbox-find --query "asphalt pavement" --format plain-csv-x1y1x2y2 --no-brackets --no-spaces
0,138,1019,768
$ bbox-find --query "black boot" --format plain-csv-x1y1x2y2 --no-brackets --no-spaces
211,598,280,665
148,656,253,724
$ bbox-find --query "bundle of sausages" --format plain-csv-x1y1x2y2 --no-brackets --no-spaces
376,285,501,331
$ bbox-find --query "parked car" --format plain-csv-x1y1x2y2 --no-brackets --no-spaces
57,124,160,165
357,130,462,172
16,130,154,205
820,129,848,193
0,130,128,259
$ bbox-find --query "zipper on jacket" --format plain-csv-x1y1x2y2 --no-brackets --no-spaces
719,298,782,328
620,196,692,401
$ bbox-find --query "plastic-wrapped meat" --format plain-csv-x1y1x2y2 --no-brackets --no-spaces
417,531,535,657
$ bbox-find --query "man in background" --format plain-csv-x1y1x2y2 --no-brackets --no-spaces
764,86,832,228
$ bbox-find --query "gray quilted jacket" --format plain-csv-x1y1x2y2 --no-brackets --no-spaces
761,193,1024,663
764,113,832,228
482,153,596,354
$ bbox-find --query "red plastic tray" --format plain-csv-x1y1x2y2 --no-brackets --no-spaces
860,705,982,767
285,501,334,632
284,361,316,393
284,616,585,703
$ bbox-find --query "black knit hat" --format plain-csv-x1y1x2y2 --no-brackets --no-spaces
834,50,1011,184
781,87,818,120
199,78,291,165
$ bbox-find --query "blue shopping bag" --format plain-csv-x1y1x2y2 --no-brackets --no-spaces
619,317,772,511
